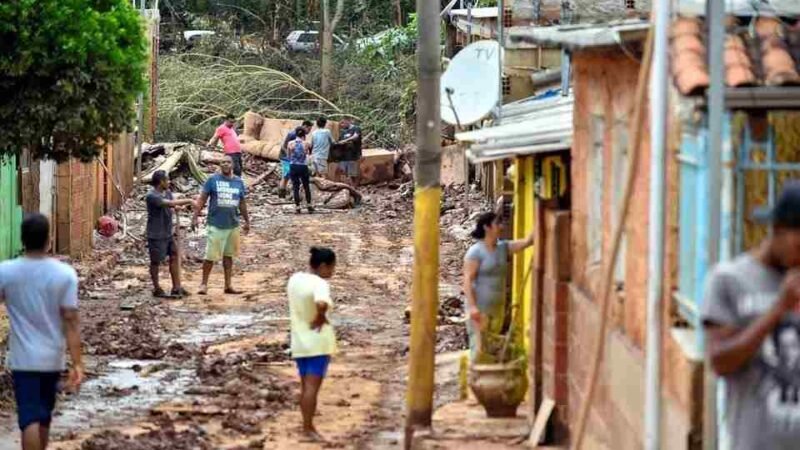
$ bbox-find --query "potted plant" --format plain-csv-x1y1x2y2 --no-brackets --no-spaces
468,325,529,418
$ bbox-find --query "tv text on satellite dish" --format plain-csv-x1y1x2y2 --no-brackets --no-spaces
440,40,501,126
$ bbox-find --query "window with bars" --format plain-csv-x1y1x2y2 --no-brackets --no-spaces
502,75,511,96
503,7,513,28
625,0,636,9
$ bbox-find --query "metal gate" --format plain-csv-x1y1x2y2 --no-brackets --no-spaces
0,155,22,260
735,113,800,254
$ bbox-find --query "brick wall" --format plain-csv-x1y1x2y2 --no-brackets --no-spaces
540,209,571,441
553,49,702,448
56,159,96,257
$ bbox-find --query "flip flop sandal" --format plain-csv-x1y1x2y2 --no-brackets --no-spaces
153,289,176,299
171,288,191,298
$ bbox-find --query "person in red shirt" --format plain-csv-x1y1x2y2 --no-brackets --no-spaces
208,114,243,176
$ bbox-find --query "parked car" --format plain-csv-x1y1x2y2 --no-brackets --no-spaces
183,30,216,50
285,30,345,53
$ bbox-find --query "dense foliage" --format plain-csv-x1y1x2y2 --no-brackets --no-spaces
159,0,416,42
0,0,147,161
157,8,418,149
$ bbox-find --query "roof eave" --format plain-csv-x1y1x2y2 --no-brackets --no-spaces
724,87,800,110
508,24,650,50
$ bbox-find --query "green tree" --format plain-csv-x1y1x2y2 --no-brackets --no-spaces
0,0,148,161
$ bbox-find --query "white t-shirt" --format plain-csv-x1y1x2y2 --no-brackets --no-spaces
288,272,336,358
0,257,79,371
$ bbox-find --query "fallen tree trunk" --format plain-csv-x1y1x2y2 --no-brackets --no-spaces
185,150,210,184
200,150,229,165
310,176,362,203
248,164,278,187
141,149,185,184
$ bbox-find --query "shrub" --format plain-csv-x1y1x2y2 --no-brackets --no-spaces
0,0,148,161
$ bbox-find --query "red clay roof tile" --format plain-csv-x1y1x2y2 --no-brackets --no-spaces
756,17,800,86
671,16,800,95
671,18,709,96
725,35,757,87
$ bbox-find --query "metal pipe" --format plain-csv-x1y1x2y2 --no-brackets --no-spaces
645,1,670,448
705,0,726,447
135,0,146,180
497,0,504,122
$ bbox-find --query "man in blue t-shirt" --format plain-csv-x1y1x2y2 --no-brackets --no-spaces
192,155,251,295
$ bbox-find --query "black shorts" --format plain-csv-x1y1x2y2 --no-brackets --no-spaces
12,371,60,431
148,237,176,264
230,152,243,177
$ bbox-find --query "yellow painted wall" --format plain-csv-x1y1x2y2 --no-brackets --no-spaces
512,156,536,352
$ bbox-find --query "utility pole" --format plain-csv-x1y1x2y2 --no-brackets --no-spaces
497,0,504,122
704,0,725,447
404,0,442,447
135,0,145,180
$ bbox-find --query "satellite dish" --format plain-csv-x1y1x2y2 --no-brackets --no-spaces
440,40,502,126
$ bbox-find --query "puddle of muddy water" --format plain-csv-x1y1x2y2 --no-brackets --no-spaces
44,359,195,441
175,313,257,344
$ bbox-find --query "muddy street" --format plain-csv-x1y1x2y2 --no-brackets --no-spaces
0,180,472,449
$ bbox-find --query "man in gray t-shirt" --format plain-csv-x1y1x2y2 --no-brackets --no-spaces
703,183,800,449
0,214,83,448
146,170,194,298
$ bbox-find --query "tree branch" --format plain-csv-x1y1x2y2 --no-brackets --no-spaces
330,0,345,32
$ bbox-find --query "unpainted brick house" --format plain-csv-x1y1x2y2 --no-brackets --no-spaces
500,8,800,449
16,132,136,257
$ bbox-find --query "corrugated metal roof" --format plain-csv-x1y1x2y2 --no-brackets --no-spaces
509,20,650,49
456,94,574,163
448,7,498,19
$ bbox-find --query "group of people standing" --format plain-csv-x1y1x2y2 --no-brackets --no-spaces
277,117,362,214
0,131,340,447
206,113,363,214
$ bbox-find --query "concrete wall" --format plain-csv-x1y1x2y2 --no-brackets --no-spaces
441,145,466,186
537,49,703,448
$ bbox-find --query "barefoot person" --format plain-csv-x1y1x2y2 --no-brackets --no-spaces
147,170,194,298
208,114,244,177
462,212,534,361
288,247,337,441
704,183,800,449
192,155,250,295
0,213,84,450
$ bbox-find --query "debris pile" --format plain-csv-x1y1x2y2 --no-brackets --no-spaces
189,348,293,418
80,417,212,450
84,307,194,361
0,370,14,412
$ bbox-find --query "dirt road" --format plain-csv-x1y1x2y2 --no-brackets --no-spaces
0,183,469,449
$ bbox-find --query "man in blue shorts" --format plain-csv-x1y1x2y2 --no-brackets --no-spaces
279,120,313,198
288,247,337,442
0,213,84,450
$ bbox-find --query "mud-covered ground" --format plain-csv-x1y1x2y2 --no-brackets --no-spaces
0,158,481,449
